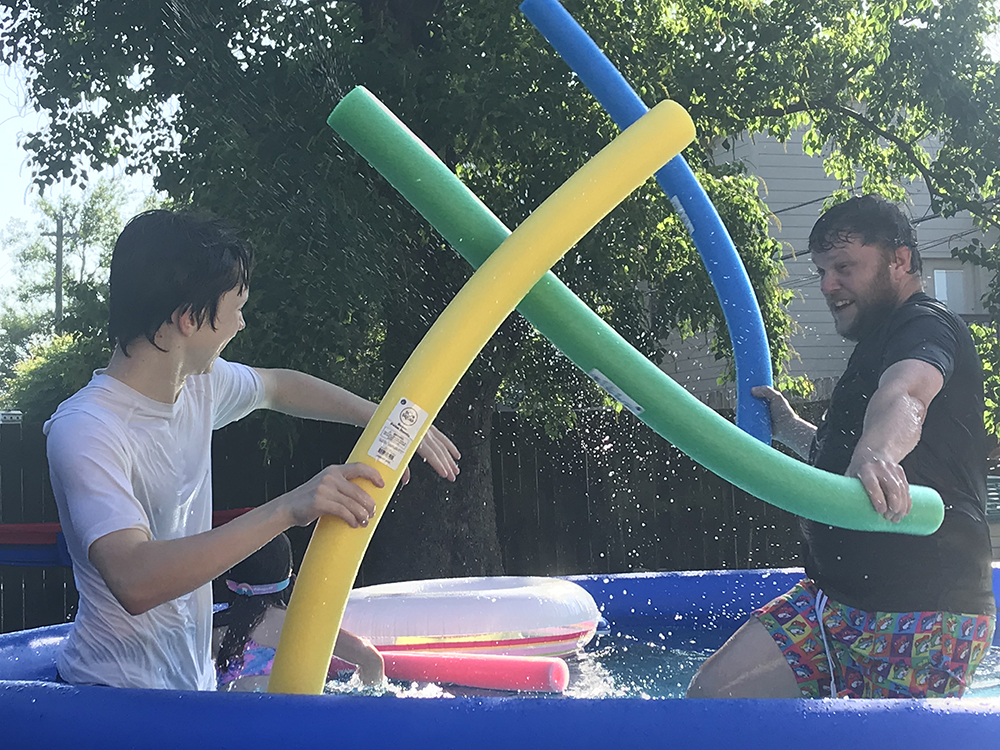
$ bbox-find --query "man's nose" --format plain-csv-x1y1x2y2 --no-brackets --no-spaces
820,273,839,296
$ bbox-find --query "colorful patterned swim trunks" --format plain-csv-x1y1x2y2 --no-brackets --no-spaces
753,579,995,699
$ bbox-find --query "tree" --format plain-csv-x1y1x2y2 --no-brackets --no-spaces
2,0,997,580
0,305,45,385
0,177,129,414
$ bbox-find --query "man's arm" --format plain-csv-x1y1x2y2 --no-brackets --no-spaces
253,367,460,481
89,462,382,616
845,358,943,523
750,385,817,459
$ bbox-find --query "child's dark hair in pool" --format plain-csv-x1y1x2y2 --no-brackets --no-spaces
214,533,293,677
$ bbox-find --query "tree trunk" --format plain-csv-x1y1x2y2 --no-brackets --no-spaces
359,228,508,583
362,368,505,583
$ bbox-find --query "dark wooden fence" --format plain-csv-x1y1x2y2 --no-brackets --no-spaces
492,409,802,577
0,416,77,634
1,409,804,633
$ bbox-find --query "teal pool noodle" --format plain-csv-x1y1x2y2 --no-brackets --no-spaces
327,86,944,536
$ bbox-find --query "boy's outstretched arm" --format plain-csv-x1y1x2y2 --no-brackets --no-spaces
253,367,461,481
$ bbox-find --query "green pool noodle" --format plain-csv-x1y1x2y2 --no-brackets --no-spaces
327,86,944,535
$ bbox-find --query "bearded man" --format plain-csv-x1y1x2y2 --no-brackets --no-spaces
687,195,996,699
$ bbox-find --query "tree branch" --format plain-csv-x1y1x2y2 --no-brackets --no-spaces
831,104,939,196
758,98,999,231
831,105,999,231
756,101,813,118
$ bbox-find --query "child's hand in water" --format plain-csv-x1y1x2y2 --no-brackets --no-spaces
334,630,385,686
354,645,386,687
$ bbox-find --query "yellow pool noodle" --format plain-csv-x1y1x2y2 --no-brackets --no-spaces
267,93,694,694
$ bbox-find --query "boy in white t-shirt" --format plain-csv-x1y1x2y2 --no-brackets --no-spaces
44,210,461,690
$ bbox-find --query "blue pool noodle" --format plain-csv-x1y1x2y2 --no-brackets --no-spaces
520,0,773,443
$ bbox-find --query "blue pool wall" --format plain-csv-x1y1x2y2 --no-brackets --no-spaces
3,566,1000,750
572,565,1000,648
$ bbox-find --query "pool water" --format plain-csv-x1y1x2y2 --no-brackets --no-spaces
323,636,1000,700
571,635,1000,699
567,635,710,699
971,649,1000,698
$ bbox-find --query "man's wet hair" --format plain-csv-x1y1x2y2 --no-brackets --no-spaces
109,210,254,355
808,195,921,275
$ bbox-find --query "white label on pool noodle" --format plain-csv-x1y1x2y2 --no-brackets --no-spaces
368,398,429,470
669,195,695,236
588,369,645,416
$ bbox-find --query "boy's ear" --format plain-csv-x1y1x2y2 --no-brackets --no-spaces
173,305,199,336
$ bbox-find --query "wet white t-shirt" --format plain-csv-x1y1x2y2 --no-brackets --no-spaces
43,359,265,690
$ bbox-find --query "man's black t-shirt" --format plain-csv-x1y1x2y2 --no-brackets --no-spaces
802,292,995,615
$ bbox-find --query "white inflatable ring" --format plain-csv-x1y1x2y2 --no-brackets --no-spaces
343,576,601,657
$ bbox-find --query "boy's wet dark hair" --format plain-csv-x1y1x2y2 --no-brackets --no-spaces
808,195,921,275
109,210,254,355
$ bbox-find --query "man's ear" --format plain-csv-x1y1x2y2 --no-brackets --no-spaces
173,305,199,337
891,245,913,276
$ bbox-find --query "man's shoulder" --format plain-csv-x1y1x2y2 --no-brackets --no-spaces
891,293,963,329
882,293,969,348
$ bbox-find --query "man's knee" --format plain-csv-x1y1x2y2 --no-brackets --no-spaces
685,618,799,699
686,659,728,698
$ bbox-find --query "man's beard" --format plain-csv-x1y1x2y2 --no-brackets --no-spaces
837,265,899,342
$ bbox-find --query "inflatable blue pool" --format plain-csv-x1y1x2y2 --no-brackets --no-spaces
3,567,999,749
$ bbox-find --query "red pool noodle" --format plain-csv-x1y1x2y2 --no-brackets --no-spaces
330,651,570,693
